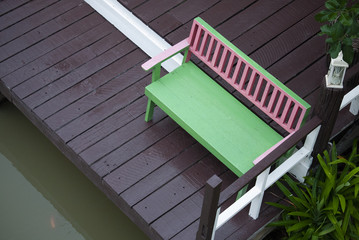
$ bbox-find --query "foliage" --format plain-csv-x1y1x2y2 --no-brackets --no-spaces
315,0,359,64
267,140,359,240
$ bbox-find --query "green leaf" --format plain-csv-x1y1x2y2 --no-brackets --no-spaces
268,219,298,227
339,12,353,26
342,44,354,65
303,227,314,240
325,0,341,11
288,211,312,218
332,195,339,214
355,184,359,198
341,167,359,185
315,10,332,22
284,174,305,200
287,219,312,233
337,194,346,212
266,201,294,211
318,225,336,236
328,213,345,240
320,24,332,35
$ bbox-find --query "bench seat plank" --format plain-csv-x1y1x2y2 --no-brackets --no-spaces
145,61,283,176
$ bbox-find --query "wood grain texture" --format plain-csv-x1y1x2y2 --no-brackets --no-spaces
0,8,100,78
1,0,356,239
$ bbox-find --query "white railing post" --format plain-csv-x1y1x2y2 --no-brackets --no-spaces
349,95,359,115
249,167,270,219
289,125,321,182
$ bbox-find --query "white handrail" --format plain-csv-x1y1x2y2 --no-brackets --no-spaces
213,125,321,236
340,85,359,115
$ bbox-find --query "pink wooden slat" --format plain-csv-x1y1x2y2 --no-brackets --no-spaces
267,88,279,115
205,37,216,62
238,64,250,90
245,70,258,96
273,93,286,118
211,42,222,67
279,99,293,124
218,47,230,73
260,83,271,107
287,105,300,130
188,22,199,46
253,77,265,102
225,54,236,79
199,32,209,57
231,60,242,85
193,27,203,52
253,131,295,165
292,105,306,131
142,38,190,70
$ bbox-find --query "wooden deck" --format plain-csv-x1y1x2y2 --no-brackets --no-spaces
0,0,357,239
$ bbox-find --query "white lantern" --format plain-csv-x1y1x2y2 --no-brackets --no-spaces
325,51,349,89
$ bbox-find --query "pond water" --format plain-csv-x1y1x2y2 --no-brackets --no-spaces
0,101,149,240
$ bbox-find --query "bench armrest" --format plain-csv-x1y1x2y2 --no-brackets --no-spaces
141,38,190,71
253,131,295,165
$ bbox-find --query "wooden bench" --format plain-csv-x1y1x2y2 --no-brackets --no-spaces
142,17,311,177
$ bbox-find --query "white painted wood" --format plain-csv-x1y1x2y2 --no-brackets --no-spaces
84,0,182,72
211,208,221,240
216,187,261,230
349,96,359,115
265,147,311,188
249,167,270,219
340,85,359,112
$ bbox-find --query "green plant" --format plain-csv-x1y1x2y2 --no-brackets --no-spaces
267,140,359,240
315,0,359,64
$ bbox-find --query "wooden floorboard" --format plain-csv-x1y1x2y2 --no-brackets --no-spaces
1,0,357,239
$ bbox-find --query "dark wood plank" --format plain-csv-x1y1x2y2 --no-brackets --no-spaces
89,116,179,177
132,154,227,224
132,0,184,24
152,171,237,240
0,0,81,46
0,0,30,16
268,34,326,84
165,0,255,44
148,0,219,36
37,49,147,122
2,21,113,89
13,30,126,100
250,10,322,68
234,0,323,56
117,0,148,10
119,142,207,207
22,38,136,109
0,2,93,63
215,0,292,41
81,108,167,165
105,130,200,197
67,96,147,153
0,0,58,30
56,76,150,144
0,7,100,78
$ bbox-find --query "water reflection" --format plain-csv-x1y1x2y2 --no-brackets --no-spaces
0,102,148,240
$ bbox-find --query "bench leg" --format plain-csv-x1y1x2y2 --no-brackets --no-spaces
145,99,156,122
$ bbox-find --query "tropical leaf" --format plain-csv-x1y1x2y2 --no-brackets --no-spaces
337,194,346,212
288,211,312,218
287,219,312,233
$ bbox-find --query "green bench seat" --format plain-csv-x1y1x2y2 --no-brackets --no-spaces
145,61,283,176
142,17,310,178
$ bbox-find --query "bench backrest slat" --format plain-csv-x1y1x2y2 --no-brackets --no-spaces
186,18,311,133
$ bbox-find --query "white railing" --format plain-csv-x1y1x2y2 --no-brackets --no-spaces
215,125,320,230
208,84,359,239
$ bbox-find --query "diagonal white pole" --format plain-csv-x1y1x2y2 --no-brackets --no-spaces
84,0,182,72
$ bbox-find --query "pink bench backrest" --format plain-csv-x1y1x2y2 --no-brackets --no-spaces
186,18,311,133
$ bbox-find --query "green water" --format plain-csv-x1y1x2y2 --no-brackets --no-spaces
0,102,149,240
